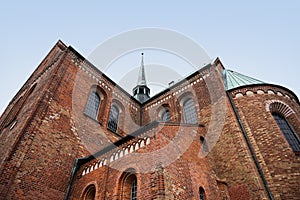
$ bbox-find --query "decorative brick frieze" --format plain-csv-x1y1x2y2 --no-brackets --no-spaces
231,85,298,103
81,136,151,177
70,51,139,113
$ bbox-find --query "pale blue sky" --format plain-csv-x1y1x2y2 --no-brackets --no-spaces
1,1,299,114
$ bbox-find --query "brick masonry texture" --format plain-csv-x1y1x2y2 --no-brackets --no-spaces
0,41,299,200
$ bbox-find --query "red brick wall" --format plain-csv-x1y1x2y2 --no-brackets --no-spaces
70,124,226,200
1,41,299,200
207,100,268,199
231,86,300,199
0,42,141,199
0,41,72,199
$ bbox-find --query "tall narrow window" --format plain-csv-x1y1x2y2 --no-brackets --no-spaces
161,110,170,122
272,113,300,152
200,137,208,152
183,98,198,124
121,173,137,200
108,105,119,132
199,187,205,200
85,91,100,120
131,179,137,200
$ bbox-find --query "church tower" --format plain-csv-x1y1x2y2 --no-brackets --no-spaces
132,53,150,103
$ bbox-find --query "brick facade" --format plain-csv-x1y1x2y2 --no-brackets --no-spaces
0,41,299,199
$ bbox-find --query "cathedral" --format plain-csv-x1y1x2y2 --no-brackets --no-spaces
0,40,299,200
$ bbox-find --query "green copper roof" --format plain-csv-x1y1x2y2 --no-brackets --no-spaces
223,69,264,91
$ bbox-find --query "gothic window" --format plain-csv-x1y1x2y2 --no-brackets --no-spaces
272,113,300,152
85,91,101,120
121,173,137,200
161,110,170,122
108,105,119,132
83,185,96,200
199,187,205,200
183,98,198,124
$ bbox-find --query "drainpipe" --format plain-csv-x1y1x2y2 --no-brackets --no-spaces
64,157,89,200
227,91,274,200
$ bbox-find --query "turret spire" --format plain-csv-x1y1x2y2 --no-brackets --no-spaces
137,53,147,85
132,53,150,103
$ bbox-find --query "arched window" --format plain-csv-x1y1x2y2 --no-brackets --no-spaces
83,185,96,200
108,105,119,132
199,187,205,200
200,137,208,152
272,113,300,152
121,173,137,200
85,91,101,120
183,98,198,124
161,110,170,122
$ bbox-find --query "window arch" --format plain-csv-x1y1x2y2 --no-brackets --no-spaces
266,100,295,118
272,112,300,152
108,105,120,132
199,187,206,200
85,91,101,120
83,184,96,200
183,98,198,124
